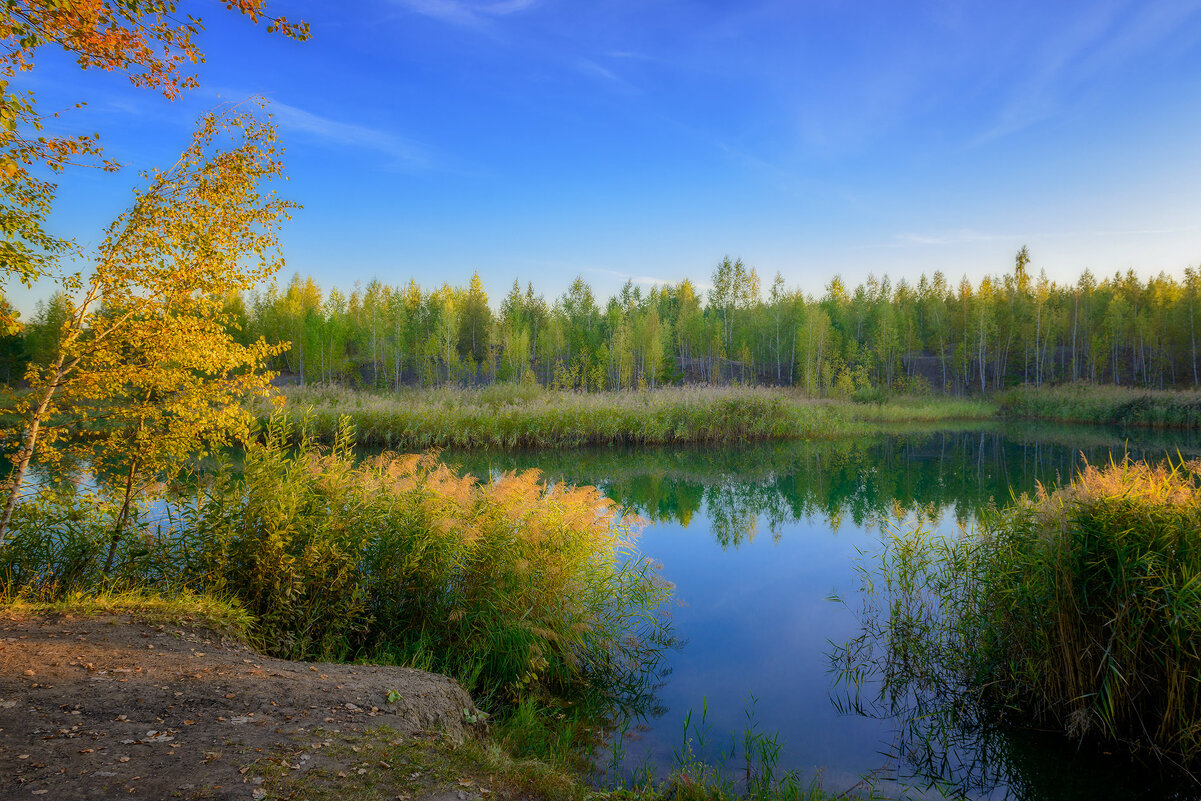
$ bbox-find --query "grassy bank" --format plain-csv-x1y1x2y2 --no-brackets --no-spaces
2,598,840,801
840,458,1201,771
1002,383,1201,428
261,384,996,448
247,714,836,801
0,417,673,717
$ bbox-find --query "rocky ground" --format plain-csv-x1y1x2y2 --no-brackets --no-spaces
0,612,499,800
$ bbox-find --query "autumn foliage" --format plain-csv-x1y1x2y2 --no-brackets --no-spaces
0,418,675,711
0,1,308,95
0,0,307,310
0,104,295,545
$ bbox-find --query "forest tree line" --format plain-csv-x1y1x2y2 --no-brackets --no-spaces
10,249,1201,396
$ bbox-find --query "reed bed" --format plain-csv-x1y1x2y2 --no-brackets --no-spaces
840,458,1201,769
266,385,839,447
973,459,1201,763
0,417,674,711
1002,383,1201,428
261,384,998,449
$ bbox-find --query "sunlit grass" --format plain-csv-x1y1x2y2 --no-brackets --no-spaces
838,457,1201,770
261,384,997,449
1002,382,1201,428
0,588,254,636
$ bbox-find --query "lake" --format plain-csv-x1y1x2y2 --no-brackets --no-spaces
451,424,1201,801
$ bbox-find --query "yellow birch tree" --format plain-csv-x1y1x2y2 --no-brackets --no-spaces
0,2,308,330
0,104,294,549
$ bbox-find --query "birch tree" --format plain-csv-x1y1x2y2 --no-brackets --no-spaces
0,105,293,547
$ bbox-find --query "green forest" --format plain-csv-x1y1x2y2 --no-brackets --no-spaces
7,1,1201,798
17,247,1195,396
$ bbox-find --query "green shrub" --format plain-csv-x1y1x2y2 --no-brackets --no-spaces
841,458,1201,767
1,417,674,712
1002,383,1201,428
850,386,890,405
972,459,1201,761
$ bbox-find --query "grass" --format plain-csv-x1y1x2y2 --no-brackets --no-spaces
0,414,675,721
836,457,1201,772
260,384,996,449
0,588,254,636
244,721,847,801
1002,382,1201,428
836,394,996,424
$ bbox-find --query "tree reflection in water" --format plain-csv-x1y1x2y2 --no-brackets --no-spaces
453,425,1201,799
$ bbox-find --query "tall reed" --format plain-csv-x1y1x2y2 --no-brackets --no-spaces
259,384,995,450
972,458,1201,763
837,458,1201,769
1002,383,1201,428
0,416,675,712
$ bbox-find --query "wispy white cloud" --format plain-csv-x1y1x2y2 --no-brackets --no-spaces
270,101,431,170
394,0,539,27
575,58,621,84
572,56,643,93
977,0,1201,142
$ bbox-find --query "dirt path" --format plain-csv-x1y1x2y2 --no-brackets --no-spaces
0,612,485,800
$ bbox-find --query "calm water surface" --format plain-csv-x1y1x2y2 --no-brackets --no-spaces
453,424,1201,801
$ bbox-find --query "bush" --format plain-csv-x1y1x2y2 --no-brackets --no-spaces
850,386,889,405
1002,383,1201,428
972,459,1201,761
840,458,1201,768
0,417,674,713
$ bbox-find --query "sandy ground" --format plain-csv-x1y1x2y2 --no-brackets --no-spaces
0,612,483,800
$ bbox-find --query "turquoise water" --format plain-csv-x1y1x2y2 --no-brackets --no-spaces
452,426,1201,800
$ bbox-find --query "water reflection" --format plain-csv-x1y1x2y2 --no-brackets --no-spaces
831,580,1201,801
452,425,1201,800
452,423,1201,542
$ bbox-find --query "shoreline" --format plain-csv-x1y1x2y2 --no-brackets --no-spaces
257,383,1201,451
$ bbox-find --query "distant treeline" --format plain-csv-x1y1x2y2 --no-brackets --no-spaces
12,248,1201,394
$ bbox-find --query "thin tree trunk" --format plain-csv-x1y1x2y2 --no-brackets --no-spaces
103,456,141,574
0,363,63,544
1192,292,1198,387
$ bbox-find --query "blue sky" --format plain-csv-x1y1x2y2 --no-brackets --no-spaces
14,0,1201,313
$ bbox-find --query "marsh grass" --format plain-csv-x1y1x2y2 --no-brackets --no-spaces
600,698,836,801
0,415,675,716
262,385,996,450
262,385,837,448
1002,383,1201,428
839,394,996,424
836,457,1201,773
972,458,1201,764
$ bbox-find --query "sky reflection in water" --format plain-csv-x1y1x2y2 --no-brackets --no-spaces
454,425,1201,800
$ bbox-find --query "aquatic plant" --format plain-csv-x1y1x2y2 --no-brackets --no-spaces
260,385,831,448
600,697,834,801
835,457,1201,773
0,415,675,713
1002,383,1201,428
259,384,994,450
